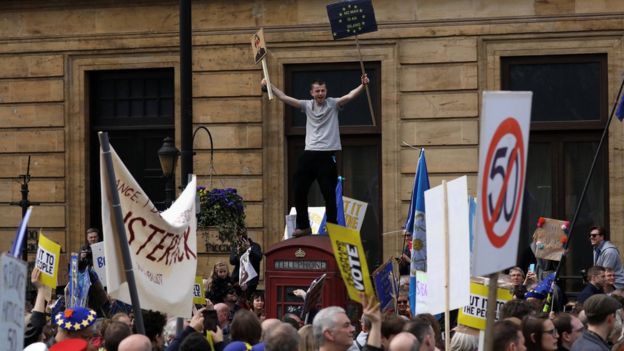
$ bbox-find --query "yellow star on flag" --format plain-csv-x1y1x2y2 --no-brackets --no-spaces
87,314,95,322
82,319,90,327
74,322,82,330
65,321,73,329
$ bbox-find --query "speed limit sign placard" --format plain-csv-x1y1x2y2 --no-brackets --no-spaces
473,91,532,276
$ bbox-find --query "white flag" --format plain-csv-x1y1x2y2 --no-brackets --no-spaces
100,146,197,318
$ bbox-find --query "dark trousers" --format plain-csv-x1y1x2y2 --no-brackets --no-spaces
294,151,338,230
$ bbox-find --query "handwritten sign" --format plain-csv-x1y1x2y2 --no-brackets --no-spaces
532,218,566,261
35,232,61,289
457,281,513,330
0,253,27,351
91,241,107,287
415,270,428,313
327,0,378,40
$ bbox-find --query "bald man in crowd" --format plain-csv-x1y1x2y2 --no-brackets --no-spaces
118,334,152,351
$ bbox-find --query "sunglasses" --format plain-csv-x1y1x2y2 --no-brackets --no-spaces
397,300,408,304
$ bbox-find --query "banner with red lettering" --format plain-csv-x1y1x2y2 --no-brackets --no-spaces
100,146,197,318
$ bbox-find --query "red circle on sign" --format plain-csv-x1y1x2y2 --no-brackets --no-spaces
481,117,525,248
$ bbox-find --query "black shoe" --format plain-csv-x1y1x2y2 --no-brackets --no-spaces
293,228,312,237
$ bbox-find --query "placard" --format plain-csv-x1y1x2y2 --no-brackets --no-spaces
457,281,513,330
35,232,61,289
343,196,368,232
0,253,27,351
91,241,107,287
193,276,205,305
327,0,378,40
372,259,397,314
532,217,566,261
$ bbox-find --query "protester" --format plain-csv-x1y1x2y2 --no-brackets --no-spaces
590,226,624,289
578,266,606,303
86,227,101,245
312,306,355,351
230,233,263,298
179,332,212,351
266,323,301,351
207,262,234,304
298,324,316,351
261,74,369,237
396,294,411,319
104,321,132,351
403,319,435,351
24,268,49,347
509,266,538,299
553,313,584,351
571,294,622,350
493,320,526,351
381,316,407,350
139,309,167,351
119,334,153,351
353,315,370,350
215,303,232,344
449,325,479,351
522,313,559,351
283,313,304,330
604,267,616,294
501,299,535,321
252,293,266,321
230,309,262,346
388,332,419,351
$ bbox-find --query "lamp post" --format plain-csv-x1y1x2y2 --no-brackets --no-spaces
157,137,180,207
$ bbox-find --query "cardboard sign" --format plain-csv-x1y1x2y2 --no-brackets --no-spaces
35,232,61,289
532,218,566,261
251,28,267,64
473,91,532,276
193,276,205,305
91,241,107,287
372,259,398,314
327,223,375,303
0,254,27,351
458,281,513,330
302,274,326,322
424,176,471,315
327,0,378,40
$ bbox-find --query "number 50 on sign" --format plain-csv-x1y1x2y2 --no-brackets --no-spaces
472,91,532,277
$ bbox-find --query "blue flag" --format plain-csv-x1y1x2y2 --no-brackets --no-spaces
319,177,346,235
616,93,624,121
326,0,378,40
10,206,33,258
408,149,430,315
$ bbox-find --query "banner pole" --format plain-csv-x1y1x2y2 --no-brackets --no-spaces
354,35,376,126
483,272,499,351
98,132,146,335
442,180,450,351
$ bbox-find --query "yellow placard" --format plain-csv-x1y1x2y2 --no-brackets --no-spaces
193,276,205,305
35,232,61,289
326,223,375,303
457,281,513,330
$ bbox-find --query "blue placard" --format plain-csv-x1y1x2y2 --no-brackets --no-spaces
326,0,377,40
372,260,397,314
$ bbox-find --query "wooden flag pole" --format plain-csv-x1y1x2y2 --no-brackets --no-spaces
442,180,450,351
484,272,499,351
355,35,376,126
261,58,274,100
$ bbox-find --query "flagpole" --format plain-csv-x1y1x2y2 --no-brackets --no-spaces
98,132,146,335
543,76,624,312
354,35,376,126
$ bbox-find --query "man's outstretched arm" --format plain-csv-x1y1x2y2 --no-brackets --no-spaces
261,78,301,109
337,74,369,107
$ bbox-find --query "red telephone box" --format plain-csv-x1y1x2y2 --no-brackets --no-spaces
265,235,349,319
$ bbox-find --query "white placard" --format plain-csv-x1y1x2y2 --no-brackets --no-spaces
283,207,326,239
90,241,107,287
0,253,27,351
424,176,471,315
473,91,532,276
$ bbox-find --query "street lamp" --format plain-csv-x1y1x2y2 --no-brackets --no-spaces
157,137,180,206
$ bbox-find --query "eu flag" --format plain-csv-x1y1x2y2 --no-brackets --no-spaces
616,93,624,121
408,149,430,315
318,177,346,234
326,0,378,40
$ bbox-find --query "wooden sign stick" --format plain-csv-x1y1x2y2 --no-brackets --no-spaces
261,57,274,100
442,180,450,351
355,35,376,126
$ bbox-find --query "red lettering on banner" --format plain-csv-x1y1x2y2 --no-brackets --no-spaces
136,225,165,255
123,211,196,266
146,232,174,262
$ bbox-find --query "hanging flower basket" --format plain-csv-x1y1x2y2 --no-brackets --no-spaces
197,187,247,244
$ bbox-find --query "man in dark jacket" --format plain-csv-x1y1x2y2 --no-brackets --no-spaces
571,294,621,351
230,233,263,298
577,266,605,303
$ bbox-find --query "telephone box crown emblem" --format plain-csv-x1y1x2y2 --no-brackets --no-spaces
295,248,306,258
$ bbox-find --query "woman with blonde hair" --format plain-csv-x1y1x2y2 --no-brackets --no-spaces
298,324,316,351
206,261,233,304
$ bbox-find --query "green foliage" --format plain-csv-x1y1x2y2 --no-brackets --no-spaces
197,187,246,243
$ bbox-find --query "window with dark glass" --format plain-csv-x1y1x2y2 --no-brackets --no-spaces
89,68,175,230
502,54,608,292
285,62,382,270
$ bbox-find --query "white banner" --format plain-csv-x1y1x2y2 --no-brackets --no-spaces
473,91,532,276
100,146,197,318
